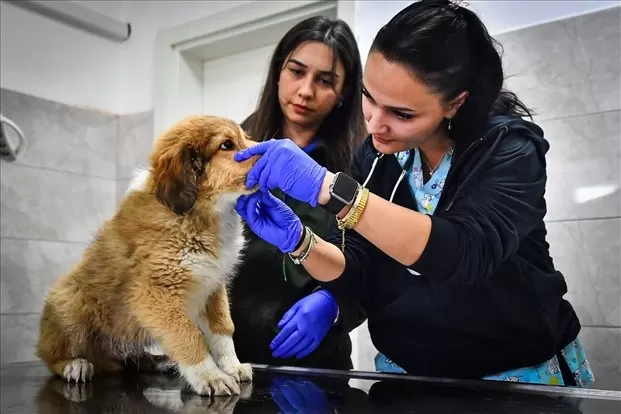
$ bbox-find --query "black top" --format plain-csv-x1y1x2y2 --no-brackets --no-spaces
322,115,582,379
3,361,620,413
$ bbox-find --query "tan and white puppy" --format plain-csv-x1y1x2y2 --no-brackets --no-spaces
36,115,258,396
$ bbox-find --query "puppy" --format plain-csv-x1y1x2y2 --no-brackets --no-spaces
36,115,258,396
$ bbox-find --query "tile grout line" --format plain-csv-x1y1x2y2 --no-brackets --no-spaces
545,216,621,224
2,162,117,181
0,236,89,245
534,108,620,123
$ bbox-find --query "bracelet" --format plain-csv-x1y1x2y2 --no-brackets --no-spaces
293,225,307,251
312,286,341,326
333,305,341,326
337,187,369,231
338,184,364,225
288,226,315,265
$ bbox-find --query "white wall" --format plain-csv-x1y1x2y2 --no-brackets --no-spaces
116,0,251,114
0,0,122,113
355,0,621,64
1,0,618,114
0,0,249,114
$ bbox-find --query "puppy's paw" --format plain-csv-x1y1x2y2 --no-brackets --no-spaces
179,357,241,397
227,363,253,383
62,358,94,383
208,337,252,383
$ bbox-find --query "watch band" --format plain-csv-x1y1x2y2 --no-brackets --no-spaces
323,172,360,215
324,195,347,215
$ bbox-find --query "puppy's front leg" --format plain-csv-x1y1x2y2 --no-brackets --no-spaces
136,303,240,396
199,285,253,383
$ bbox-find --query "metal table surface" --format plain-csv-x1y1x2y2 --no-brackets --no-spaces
2,361,620,413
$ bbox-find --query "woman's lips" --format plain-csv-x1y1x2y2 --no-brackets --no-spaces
292,104,310,114
373,135,391,145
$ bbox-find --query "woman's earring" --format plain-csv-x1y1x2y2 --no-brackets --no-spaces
448,118,452,131
337,101,343,108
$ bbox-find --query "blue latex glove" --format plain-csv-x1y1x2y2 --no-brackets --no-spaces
234,139,327,207
271,290,339,360
270,376,330,414
236,190,303,254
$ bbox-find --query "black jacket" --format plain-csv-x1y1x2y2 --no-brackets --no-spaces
230,141,366,370
322,115,581,379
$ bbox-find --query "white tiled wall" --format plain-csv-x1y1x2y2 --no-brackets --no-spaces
497,7,620,391
0,88,154,363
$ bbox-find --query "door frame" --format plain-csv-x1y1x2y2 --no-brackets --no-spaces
153,0,355,138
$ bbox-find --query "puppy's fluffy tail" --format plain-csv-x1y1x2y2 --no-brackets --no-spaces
36,301,75,377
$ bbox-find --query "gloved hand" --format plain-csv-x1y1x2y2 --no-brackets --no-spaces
270,376,330,414
236,190,303,254
234,139,327,207
271,290,339,360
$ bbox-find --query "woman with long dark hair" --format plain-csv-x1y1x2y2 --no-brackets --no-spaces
235,0,594,386
229,15,366,370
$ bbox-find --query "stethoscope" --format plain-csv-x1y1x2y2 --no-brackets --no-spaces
361,149,417,203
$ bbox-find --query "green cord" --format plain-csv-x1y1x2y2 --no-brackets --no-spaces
282,255,287,282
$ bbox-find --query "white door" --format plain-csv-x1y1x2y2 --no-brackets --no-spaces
202,43,277,124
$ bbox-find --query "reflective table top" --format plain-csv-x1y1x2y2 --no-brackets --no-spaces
2,361,620,413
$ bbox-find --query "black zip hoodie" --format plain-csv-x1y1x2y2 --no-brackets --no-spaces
322,115,582,379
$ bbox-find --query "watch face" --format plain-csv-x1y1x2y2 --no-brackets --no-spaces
332,174,358,204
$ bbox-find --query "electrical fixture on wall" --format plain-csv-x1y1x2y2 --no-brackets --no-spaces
0,114,27,162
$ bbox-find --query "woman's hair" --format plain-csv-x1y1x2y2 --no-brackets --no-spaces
241,16,366,173
370,0,533,140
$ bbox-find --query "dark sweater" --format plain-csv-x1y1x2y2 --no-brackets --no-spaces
322,115,581,378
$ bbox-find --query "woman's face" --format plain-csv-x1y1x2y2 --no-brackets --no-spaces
362,51,464,154
278,41,345,131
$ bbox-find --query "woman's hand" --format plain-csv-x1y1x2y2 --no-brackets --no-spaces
271,290,338,359
235,190,303,254
234,139,327,207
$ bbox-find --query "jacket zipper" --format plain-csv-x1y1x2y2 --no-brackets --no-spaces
442,137,484,212
442,125,509,212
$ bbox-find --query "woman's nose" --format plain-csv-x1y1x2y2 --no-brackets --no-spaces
297,78,314,99
365,110,388,135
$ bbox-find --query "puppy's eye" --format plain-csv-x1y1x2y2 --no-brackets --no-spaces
220,140,234,150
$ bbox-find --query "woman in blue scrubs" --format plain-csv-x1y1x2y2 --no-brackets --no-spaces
234,0,593,386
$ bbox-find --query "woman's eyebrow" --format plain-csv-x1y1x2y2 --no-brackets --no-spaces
362,85,415,113
287,58,340,78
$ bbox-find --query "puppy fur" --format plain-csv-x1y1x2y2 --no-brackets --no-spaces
36,115,258,396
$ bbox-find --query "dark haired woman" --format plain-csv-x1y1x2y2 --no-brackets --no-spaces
234,0,594,386
229,15,367,370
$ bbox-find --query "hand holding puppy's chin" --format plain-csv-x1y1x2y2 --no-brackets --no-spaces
235,139,326,207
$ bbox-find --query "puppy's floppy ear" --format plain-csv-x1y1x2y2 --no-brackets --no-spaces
153,144,205,215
